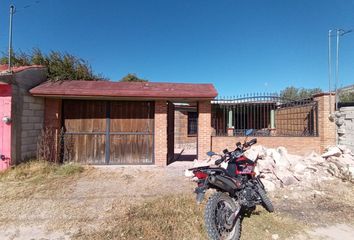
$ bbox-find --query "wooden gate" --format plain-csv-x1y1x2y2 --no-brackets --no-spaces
63,100,154,164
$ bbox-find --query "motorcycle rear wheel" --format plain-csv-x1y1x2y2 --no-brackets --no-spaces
204,192,241,240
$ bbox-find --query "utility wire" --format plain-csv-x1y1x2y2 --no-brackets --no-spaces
12,0,41,13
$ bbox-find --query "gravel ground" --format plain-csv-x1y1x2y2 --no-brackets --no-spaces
0,162,194,240
0,161,354,240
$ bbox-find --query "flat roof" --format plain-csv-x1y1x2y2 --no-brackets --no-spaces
30,80,218,99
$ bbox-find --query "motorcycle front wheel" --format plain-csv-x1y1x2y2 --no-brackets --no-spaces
204,192,241,240
257,187,274,213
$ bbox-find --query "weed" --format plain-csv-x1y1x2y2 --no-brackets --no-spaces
0,160,84,182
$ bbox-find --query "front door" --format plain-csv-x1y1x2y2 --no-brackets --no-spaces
0,85,12,170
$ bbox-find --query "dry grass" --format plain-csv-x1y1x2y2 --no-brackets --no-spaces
241,209,302,240
0,160,84,202
73,194,303,240
74,195,206,240
0,160,84,183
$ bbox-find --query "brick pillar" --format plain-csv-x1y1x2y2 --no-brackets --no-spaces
154,100,167,166
44,98,62,162
314,93,336,152
198,101,212,159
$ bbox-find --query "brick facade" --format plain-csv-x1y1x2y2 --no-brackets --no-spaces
174,110,197,148
211,95,336,156
154,100,168,166
212,136,321,155
198,101,212,158
39,95,336,165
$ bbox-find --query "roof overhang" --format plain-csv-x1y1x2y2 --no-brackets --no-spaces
30,94,214,102
30,80,218,100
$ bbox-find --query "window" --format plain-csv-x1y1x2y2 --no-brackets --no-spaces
188,112,198,135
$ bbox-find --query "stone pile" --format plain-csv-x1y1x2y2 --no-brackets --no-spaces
185,145,354,191
248,145,354,191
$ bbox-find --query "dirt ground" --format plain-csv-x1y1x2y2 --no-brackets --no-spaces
0,162,354,240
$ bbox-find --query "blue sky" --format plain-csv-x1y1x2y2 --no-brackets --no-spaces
1,0,354,95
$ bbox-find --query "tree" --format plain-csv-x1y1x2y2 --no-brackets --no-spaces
280,86,322,100
339,91,354,102
120,73,148,82
0,48,103,81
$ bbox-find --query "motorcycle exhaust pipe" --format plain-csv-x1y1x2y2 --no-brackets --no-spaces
208,175,237,195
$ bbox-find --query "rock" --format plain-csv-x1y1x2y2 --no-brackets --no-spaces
269,148,291,168
327,162,340,177
322,146,342,158
281,176,298,186
342,153,354,162
244,147,259,161
338,145,353,155
267,149,281,163
348,165,354,178
256,158,275,173
272,234,279,240
261,179,276,192
305,151,325,164
277,146,288,157
293,162,307,174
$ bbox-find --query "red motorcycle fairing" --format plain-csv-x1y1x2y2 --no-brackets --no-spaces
235,156,256,175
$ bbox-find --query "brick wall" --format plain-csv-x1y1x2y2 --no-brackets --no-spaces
174,110,197,147
198,101,212,158
212,136,320,156
154,101,167,166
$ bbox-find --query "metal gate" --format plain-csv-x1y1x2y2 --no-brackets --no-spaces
0,85,12,170
63,100,154,164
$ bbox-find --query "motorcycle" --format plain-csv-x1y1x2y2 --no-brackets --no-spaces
188,129,274,240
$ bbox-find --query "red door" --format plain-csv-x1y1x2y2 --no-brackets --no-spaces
0,84,12,170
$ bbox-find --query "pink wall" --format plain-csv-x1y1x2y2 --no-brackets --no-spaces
0,84,12,170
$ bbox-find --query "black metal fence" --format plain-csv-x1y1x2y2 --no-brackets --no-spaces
212,93,318,137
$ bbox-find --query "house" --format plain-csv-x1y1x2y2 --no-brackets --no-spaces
0,64,337,170
30,80,217,166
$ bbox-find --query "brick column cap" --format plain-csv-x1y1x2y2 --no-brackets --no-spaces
313,92,336,98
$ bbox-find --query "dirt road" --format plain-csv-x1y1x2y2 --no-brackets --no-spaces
0,162,353,240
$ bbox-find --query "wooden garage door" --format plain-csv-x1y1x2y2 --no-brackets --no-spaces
63,100,154,164
109,101,154,164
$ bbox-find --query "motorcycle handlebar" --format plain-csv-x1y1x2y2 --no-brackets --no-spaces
215,158,224,165
244,138,257,148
